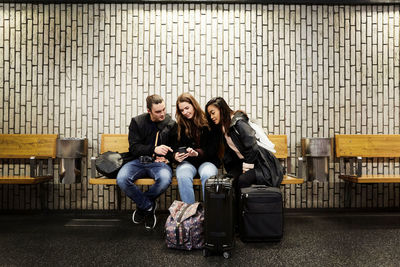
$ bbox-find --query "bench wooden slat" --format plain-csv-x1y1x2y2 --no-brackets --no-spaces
339,174,400,183
89,175,302,186
335,134,400,158
89,178,201,186
101,134,129,154
89,178,117,185
0,176,53,184
281,175,304,184
267,135,288,159
0,134,58,159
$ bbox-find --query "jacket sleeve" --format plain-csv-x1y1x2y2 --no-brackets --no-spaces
128,118,154,158
164,122,178,163
234,120,259,164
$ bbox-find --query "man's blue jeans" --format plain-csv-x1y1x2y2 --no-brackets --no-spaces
117,159,172,210
176,161,218,204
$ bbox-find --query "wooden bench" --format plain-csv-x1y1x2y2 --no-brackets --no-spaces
335,134,400,206
90,134,304,186
336,134,400,183
0,134,58,208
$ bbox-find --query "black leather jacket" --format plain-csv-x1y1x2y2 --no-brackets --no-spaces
128,113,177,163
223,112,283,187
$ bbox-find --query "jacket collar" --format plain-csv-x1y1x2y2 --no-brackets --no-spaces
156,114,175,130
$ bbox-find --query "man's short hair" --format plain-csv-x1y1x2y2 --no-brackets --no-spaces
146,94,164,110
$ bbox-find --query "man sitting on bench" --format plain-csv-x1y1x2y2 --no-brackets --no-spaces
117,94,177,230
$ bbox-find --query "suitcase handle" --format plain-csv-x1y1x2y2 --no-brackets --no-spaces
251,184,269,189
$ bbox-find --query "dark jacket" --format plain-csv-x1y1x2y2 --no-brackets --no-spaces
223,112,283,187
173,125,221,168
128,113,177,163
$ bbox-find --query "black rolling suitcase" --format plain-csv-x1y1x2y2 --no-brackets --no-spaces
203,175,235,259
239,185,283,242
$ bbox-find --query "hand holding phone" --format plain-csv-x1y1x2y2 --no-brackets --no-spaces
176,147,187,153
174,149,189,163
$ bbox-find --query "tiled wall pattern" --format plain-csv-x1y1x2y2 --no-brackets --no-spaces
0,4,399,210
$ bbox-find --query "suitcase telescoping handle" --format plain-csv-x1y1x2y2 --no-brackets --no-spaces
216,175,220,193
209,174,233,193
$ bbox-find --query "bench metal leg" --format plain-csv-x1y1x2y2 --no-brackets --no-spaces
117,186,122,211
344,181,352,208
39,183,48,211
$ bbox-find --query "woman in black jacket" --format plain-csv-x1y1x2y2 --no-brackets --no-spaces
205,97,283,194
174,93,221,204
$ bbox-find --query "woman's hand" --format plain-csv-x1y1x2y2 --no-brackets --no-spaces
242,162,254,173
186,147,199,157
174,152,189,163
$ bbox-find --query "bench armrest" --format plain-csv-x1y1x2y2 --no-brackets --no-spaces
287,157,305,179
91,157,97,178
297,157,305,179
357,157,362,177
30,156,36,177
47,158,53,176
339,157,362,177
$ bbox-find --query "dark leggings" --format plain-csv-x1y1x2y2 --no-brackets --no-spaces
229,167,257,228
229,167,257,194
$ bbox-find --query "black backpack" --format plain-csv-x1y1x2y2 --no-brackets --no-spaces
95,151,134,178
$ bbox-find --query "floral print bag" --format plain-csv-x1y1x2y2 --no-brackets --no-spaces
165,200,204,250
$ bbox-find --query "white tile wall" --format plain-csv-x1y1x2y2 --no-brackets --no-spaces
0,3,399,210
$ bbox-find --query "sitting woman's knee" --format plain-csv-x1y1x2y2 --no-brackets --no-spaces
199,162,218,180
176,162,196,179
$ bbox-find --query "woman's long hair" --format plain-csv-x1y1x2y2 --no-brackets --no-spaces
205,97,233,134
176,93,209,143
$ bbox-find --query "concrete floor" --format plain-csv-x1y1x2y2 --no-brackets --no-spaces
1,209,400,266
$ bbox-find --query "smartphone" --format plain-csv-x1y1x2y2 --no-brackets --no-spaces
176,147,187,153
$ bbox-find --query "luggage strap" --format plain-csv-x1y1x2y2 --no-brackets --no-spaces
175,204,191,245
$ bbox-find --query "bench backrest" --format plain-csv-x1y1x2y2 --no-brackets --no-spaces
101,134,129,154
100,134,288,159
335,134,400,158
0,134,58,159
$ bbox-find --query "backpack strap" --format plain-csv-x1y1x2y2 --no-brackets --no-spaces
175,204,191,246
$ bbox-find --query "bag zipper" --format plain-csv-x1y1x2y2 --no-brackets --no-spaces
242,193,281,201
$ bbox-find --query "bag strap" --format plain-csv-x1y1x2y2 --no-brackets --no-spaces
155,131,160,147
175,204,191,246
152,131,160,158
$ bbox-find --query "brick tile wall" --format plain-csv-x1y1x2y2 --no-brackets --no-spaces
0,4,399,210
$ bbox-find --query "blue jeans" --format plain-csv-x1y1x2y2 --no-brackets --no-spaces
176,161,218,204
116,159,172,210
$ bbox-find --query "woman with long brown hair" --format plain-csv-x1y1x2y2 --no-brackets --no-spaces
174,93,220,204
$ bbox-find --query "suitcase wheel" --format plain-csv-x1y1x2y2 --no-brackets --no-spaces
223,251,231,259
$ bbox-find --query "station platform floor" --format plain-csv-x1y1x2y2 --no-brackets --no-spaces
1,209,400,266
